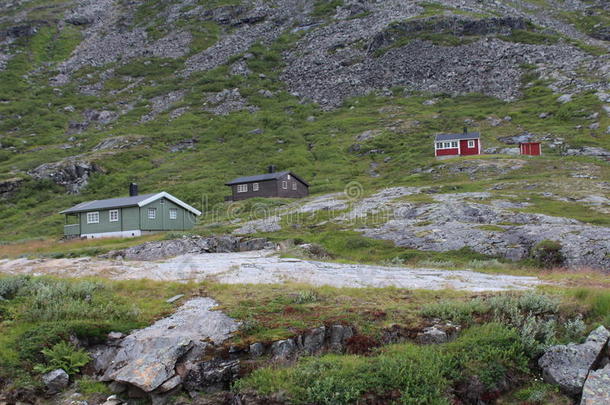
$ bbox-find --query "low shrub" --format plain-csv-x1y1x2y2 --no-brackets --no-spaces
421,298,488,324
530,240,564,268
291,290,319,304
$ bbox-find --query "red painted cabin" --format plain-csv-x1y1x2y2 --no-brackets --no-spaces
434,130,481,157
519,142,541,156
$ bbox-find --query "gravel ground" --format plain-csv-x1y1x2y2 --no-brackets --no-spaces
0,250,543,291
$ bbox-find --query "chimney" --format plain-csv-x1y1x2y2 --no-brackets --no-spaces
268,165,276,174
129,182,138,197
463,126,468,134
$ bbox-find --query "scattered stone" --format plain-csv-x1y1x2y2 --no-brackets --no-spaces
184,359,240,393
589,122,600,130
249,342,265,358
539,326,610,396
557,94,573,104
169,138,198,153
416,326,449,344
355,129,381,142
270,339,297,360
166,294,184,304
42,369,69,394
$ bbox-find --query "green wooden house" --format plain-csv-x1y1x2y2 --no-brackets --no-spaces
60,184,201,239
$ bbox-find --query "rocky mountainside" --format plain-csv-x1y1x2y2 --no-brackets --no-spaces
0,0,608,240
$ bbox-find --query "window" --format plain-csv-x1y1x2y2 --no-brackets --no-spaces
451,141,458,148
292,182,297,190
252,183,259,191
468,140,475,148
444,142,451,148
109,210,119,222
148,208,156,219
237,184,248,193
86,212,99,224
436,142,443,149
169,208,177,220
287,174,291,180
282,181,288,189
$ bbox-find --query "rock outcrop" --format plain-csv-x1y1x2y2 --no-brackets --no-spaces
539,326,610,396
101,235,273,261
353,191,610,270
97,298,239,393
28,157,103,194
0,177,23,198
581,364,610,405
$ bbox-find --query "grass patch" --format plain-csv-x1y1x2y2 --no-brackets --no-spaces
234,323,529,404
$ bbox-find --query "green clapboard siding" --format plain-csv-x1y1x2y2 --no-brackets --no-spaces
65,196,197,236
80,209,122,234
122,206,140,230
140,198,196,231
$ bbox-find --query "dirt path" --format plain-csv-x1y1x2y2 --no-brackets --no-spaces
0,250,543,291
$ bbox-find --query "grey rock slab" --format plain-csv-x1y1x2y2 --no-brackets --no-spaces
102,298,238,392
0,250,545,291
271,339,297,360
581,364,610,405
539,326,610,396
42,369,69,394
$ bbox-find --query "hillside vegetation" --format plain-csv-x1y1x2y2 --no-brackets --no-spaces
0,0,608,243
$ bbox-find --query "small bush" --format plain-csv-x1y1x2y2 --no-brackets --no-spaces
530,240,564,268
292,290,319,304
33,341,90,376
421,298,488,324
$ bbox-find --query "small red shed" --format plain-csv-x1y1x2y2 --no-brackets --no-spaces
519,142,541,156
434,129,481,157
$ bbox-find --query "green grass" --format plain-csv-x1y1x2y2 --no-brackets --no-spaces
234,323,530,404
0,275,197,389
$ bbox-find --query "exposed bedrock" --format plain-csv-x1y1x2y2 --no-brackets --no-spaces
101,235,274,261
359,199,610,270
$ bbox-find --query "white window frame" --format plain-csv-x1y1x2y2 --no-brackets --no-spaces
109,209,119,222
468,140,475,148
237,184,248,193
282,181,288,189
287,174,291,180
451,141,458,148
292,182,297,190
86,211,99,224
252,183,259,191
148,208,156,219
435,142,443,149
169,208,177,220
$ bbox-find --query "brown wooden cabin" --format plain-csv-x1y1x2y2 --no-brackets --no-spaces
225,166,309,201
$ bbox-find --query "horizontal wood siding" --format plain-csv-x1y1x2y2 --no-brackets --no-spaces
436,148,459,156
276,173,309,198
231,179,278,200
80,208,123,235
140,198,195,231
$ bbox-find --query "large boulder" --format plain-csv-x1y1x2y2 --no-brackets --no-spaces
539,326,610,396
101,298,238,392
581,363,610,405
42,369,69,394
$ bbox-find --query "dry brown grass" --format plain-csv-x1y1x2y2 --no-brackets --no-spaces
0,233,164,258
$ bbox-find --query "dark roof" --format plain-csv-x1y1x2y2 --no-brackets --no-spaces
59,193,157,214
226,171,309,186
435,132,480,141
